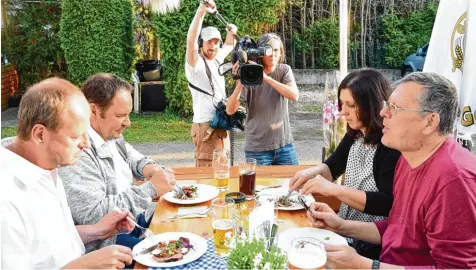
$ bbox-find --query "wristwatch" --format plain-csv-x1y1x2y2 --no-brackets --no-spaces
372,260,380,270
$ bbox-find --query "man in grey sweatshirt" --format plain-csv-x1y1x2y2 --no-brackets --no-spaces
58,73,176,252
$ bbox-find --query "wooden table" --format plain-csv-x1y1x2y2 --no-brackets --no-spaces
135,165,341,269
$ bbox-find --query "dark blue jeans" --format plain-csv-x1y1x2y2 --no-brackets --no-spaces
245,144,299,166
116,213,152,250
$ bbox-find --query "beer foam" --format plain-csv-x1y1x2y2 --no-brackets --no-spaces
213,219,233,230
288,247,326,269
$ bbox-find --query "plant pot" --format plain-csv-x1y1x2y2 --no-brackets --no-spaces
8,95,21,108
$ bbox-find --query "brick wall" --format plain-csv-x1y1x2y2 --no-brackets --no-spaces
1,64,19,111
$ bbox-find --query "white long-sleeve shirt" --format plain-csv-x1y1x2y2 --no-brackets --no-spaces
0,144,85,269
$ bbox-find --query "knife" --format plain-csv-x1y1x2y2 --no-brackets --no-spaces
134,242,159,257
256,185,282,192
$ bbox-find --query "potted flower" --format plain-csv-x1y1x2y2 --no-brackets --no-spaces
322,72,346,161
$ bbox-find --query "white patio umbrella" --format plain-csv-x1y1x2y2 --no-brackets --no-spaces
424,0,476,146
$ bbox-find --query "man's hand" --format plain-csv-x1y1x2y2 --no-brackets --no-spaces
144,164,173,180
325,244,371,269
78,245,133,269
226,23,238,35
149,169,176,196
199,0,217,13
95,208,135,240
289,168,316,192
307,202,344,232
299,175,338,196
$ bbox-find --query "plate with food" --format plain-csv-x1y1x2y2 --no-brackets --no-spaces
277,227,348,252
257,187,315,210
133,232,208,267
162,184,219,205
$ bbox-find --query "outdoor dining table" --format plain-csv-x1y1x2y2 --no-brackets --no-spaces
134,165,342,269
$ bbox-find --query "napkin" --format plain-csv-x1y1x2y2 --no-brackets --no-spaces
175,206,208,218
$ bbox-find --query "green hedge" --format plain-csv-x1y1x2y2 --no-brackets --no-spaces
294,18,339,69
1,0,66,90
60,0,135,85
152,0,285,117
382,5,437,68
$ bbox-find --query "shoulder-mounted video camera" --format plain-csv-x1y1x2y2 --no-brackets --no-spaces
230,35,272,86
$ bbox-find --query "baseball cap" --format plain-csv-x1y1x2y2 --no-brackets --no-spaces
201,26,222,42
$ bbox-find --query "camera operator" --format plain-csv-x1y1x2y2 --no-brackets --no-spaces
185,0,237,167
226,33,300,165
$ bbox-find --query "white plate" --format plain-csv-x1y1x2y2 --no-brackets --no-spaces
278,227,348,252
163,184,219,205
258,187,315,210
133,232,207,268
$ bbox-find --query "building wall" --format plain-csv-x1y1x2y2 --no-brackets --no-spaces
1,64,19,111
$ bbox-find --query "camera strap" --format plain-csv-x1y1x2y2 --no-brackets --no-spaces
187,55,224,108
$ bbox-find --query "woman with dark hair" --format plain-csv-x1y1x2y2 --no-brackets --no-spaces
289,68,401,259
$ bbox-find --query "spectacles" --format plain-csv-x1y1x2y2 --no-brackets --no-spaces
383,101,433,116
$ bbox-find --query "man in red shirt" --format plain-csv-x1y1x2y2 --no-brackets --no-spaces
307,72,476,269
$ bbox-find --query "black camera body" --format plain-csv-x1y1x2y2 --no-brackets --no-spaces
231,35,272,86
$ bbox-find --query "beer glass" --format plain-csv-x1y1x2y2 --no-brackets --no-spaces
213,149,230,190
239,158,257,200
211,197,235,257
288,237,326,270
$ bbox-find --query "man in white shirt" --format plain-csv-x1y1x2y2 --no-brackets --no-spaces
185,0,237,167
58,73,176,251
0,78,135,269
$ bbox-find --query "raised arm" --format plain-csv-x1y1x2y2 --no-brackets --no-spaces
186,1,217,67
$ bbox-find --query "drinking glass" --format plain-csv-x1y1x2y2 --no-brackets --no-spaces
239,158,257,200
211,197,235,257
288,237,326,270
213,149,230,191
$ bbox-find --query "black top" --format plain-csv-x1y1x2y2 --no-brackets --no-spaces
323,134,401,216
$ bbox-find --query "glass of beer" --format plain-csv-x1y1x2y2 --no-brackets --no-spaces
239,158,257,200
288,237,326,270
211,197,235,257
213,149,230,190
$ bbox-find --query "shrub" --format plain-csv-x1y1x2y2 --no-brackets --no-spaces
60,0,135,85
1,0,66,90
382,5,437,68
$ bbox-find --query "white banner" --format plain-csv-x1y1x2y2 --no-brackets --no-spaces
424,0,476,135
459,1,476,134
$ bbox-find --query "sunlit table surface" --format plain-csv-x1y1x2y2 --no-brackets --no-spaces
134,165,341,269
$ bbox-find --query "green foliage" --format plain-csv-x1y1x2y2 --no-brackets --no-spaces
382,5,437,68
227,238,287,270
152,0,285,116
60,0,135,85
1,0,66,90
1,127,17,139
302,18,339,68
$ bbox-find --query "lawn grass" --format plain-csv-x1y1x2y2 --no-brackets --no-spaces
123,112,192,143
1,112,192,144
1,127,16,138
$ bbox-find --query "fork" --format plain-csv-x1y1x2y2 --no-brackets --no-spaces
282,190,293,205
166,206,212,220
174,185,185,197
126,216,154,239
113,206,154,239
